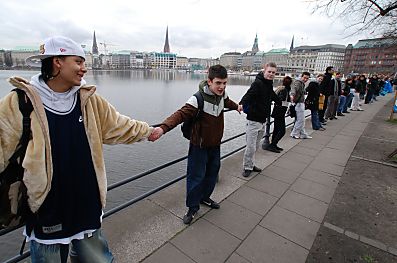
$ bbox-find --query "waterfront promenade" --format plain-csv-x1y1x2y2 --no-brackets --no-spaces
103,94,397,263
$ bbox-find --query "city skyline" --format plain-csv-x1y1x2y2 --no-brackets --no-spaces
1,0,377,58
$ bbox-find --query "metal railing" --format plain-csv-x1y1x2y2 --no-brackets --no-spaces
2,109,311,263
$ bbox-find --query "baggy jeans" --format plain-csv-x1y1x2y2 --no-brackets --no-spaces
186,144,220,210
243,120,265,170
310,109,322,130
30,229,114,263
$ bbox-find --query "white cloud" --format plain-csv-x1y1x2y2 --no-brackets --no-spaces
0,0,372,58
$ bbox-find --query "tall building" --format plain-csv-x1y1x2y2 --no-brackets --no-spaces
252,34,259,53
92,31,99,55
92,31,100,69
290,35,294,52
163,26,170,53
344,37,397,75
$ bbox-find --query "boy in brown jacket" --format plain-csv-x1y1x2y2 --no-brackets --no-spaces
149,65,241,224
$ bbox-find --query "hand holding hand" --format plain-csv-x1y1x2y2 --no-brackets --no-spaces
148,127,164,142
237,104,243,114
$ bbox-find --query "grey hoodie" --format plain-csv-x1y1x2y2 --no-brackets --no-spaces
29,73,86,115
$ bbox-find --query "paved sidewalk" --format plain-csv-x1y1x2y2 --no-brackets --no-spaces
138,95,396,263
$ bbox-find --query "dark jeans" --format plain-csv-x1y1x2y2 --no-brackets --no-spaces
344,93,354,111
186,144,220,210
271,115,286,146
310,110,322,130
365,90,374,103
337,95,346,113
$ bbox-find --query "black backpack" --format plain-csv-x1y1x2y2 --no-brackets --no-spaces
0,89,33,233
181,91,204,140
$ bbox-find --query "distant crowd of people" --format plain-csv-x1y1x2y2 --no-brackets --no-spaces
1,35,395,262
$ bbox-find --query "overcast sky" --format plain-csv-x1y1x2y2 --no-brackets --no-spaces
1,0,375,58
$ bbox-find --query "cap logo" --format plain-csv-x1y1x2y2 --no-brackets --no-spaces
60,48,67,52
39,44,45,54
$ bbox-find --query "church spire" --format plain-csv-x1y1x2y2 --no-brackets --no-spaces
289,35,294,52
163,26,170,53
92,31,99,55
252,33,259,53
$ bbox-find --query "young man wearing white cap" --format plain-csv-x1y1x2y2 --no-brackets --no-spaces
0,36,153,262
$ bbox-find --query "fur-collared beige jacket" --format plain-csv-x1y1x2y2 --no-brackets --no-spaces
1,77,152,213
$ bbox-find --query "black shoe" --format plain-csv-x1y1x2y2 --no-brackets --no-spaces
252,166,262,172
242,170,252,177
342,111,350,114
183,209,198,224
200,198,220,209
334,116,338,119
265,145,280,153
274,145,284,151
337,112,345,116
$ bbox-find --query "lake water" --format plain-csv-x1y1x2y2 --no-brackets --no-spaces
1,69,280,261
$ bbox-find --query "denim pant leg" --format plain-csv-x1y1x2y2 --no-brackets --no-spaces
311,110,320,129
200,146,220,201
186,144,208,209
345,94,353,111
338,95,346,113
69,230,113,263
30,241,69,263
243,120,265,170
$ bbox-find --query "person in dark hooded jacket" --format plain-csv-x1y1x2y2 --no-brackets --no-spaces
239,62,281,177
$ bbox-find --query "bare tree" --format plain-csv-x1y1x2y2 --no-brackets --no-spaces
311,0,397,37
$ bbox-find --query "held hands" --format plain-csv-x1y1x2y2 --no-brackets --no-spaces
148,127,164,142
237,104,243,114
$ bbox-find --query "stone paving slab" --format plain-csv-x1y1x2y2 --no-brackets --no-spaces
272,157,308,174
277,190,329,223
236,226,308,263
203,199,262,240
262,164,300,184
315,147,351,166
289,145,321,157
225,253,250,263
246,174,290,198
170,219,241,263
300,167,340,188
308,161,346,177
142,243,195,263
279,150,315,165
260,205,321,249
227,185,278,216
290,178,336,204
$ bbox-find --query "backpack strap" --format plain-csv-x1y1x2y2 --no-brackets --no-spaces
9,89,33,166
193,91,204,119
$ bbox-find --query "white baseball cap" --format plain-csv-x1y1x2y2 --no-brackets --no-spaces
26,36,86,67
